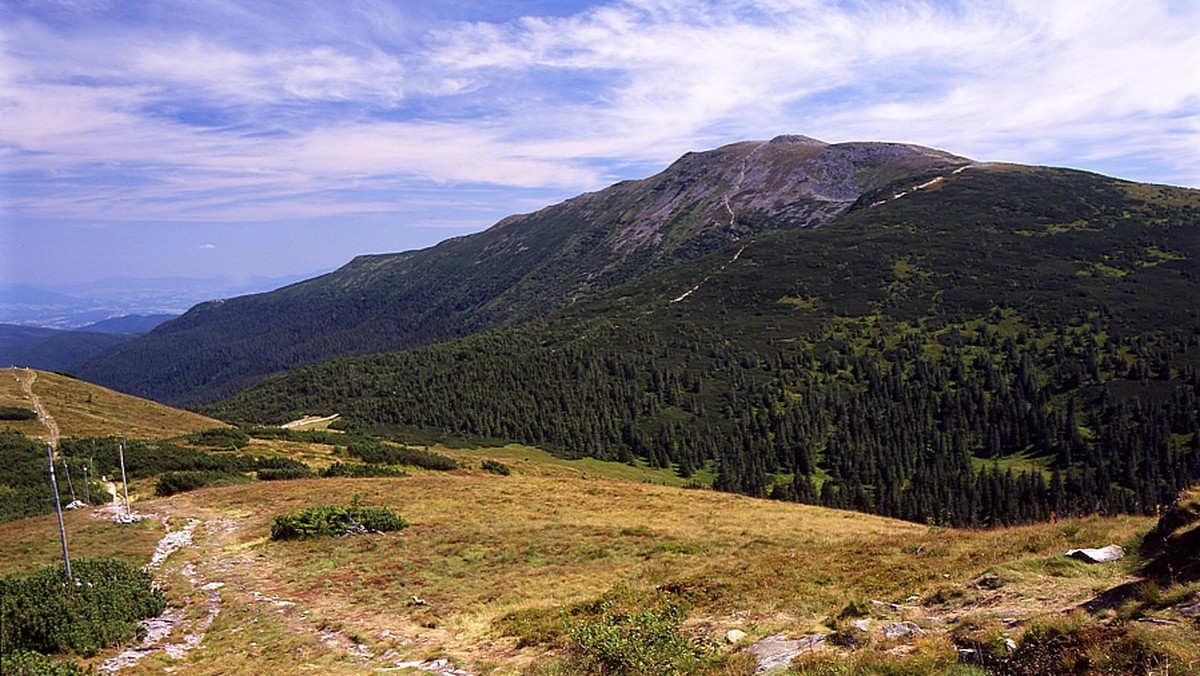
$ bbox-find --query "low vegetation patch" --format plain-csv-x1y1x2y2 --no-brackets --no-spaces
481,459,511,475
254,456,316,481
0,405,37,421
184,426,249,450
568,600,701,675
155,470,254,496
0,558,166,659
0,432,109,524
343,440,458,471
269,503,409,541
320,462,408,478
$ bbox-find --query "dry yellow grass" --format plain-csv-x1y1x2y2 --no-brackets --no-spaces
0,504,164,577
0,433,1178,675
0,367,224,439
74,461,1149,674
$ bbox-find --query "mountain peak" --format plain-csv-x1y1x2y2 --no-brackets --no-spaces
71,136,972,404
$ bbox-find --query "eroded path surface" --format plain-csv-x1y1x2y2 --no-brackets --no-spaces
19,368,59,447
93,501,471,675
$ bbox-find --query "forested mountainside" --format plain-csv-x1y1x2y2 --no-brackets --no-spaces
69,136,965,406
207,165,1200,526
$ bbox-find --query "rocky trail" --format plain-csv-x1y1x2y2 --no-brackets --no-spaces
90,502,474,675
18,368,59,448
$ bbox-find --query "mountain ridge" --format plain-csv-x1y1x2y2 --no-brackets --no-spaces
205,161,1200,527
70,135,968,405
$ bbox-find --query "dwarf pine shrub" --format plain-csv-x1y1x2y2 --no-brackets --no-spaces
0,558,166,658
270,504,409,540
568,600,700,675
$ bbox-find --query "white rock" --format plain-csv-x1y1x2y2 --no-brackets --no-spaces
882,622,925,640
725,629,748,644
1065,545,1125,563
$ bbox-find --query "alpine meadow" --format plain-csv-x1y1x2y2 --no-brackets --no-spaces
4,136,1200,675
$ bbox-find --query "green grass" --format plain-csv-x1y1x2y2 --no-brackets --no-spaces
448,444,712,487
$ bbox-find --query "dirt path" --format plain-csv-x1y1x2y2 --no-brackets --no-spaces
19,368,59,448
670,245,745,304
92,504,465,674
97,517,219,673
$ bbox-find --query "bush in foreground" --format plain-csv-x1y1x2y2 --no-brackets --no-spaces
0,558,166,658
568,601,700,675
270,504,409,540
0,650,90,676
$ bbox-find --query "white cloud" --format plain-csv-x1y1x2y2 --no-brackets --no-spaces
199,243,216,249
2,0,1199,234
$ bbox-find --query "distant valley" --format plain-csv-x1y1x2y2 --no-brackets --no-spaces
0,315,176,371
0,272,325,330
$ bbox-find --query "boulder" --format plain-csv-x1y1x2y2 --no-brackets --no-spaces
725,629,748,644
882,622,925,640
1065,545,1125,563
748,634,825,673
1178,602,1200,618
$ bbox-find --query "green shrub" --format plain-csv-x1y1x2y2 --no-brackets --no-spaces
482,459,512,476
0,650,89,676
567,600,700,675
270,504,409,541
155,470,251,496
0,406,37,421
59,437,255,479
344,441,458,470
0,558,166,658
184,427,250,450
254,456,315,480
257,466,316,480
320,462,408,478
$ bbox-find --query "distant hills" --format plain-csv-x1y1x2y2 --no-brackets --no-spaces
71,136,968,405
0,315,176,370
0,273,323,330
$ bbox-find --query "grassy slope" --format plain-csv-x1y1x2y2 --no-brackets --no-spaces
4,436,1191,675
0,367,225,439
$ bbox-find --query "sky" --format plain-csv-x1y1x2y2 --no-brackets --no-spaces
2,0,1199,289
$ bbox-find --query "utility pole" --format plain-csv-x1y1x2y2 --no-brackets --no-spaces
119,432,131,517
47,444,73,582
62,460,77,503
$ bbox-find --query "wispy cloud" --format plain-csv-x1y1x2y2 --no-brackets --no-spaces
1,0,1199,283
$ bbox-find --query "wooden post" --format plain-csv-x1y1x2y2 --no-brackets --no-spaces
119,434,131,517
47,444,72,582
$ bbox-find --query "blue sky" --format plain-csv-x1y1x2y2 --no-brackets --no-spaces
2,0,1199,288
